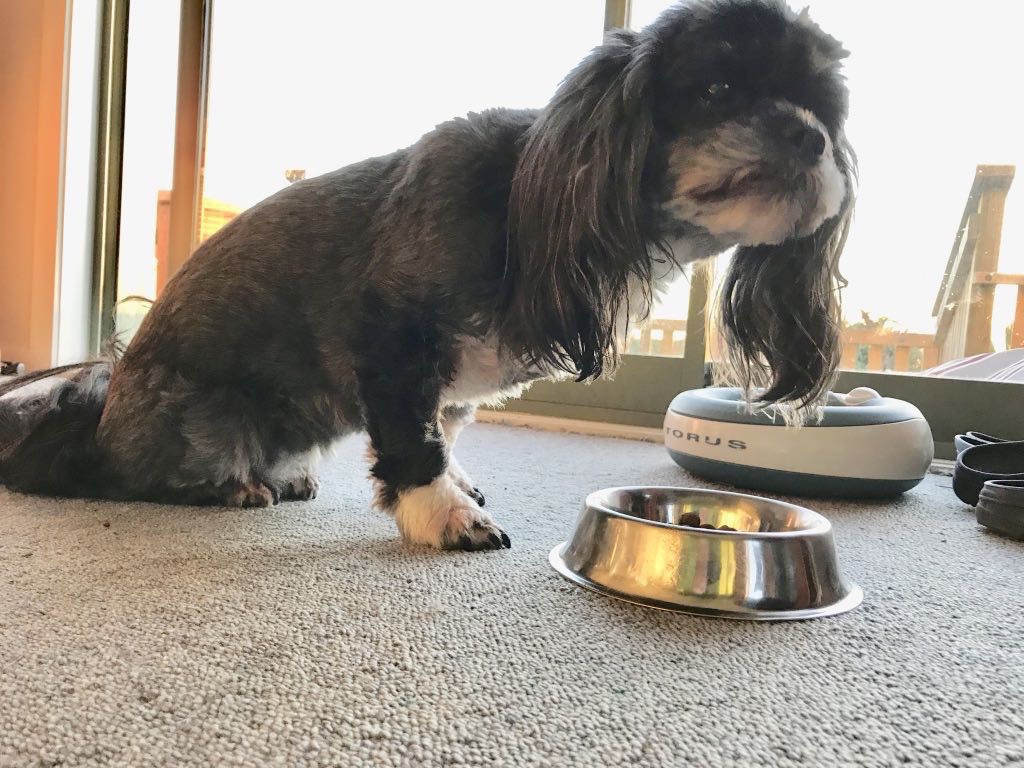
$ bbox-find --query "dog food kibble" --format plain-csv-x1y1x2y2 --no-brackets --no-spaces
676,513,738,532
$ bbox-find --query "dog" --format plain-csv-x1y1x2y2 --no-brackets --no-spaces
0,0,854,551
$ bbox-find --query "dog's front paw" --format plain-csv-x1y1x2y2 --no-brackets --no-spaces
448,457,485,506
393,476,510,551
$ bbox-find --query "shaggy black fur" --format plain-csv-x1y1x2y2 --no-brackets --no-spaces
0,364,112,497
0,0,854,550
354,290,458,508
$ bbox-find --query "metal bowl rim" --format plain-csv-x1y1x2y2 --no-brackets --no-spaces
550,542,863,621
584,485,832,538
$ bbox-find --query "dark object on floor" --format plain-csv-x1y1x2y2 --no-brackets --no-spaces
953,441,1024,506
0,361,25,376
976,480,1024,540
953,431,1011,455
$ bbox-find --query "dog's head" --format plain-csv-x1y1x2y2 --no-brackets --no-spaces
504,0,855,409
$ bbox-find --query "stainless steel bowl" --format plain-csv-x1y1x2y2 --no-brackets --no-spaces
550,487,862,620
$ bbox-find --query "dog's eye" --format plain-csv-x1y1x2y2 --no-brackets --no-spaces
706,83,731,99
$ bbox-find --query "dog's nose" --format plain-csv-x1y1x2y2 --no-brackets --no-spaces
786,125,826,165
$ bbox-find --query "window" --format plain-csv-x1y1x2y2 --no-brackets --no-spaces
113,0,606,341
115,2,181,340
102,0,1023,455
197,0,605,255
191,0,602,280
631,0,1024,382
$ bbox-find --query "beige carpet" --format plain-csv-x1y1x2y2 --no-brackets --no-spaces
1,423,1022,767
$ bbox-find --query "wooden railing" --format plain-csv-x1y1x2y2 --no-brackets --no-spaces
628,319,687,356
933,165,1018,360
632,320,940,373
974,270,1024,350
839,329,939,373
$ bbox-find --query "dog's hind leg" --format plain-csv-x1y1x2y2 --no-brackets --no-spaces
98,365,331,507
440,404,484,506
264,447,322,502
174,479,277,508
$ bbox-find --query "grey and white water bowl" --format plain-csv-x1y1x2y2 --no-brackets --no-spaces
550,487,862,621
664,386,933,498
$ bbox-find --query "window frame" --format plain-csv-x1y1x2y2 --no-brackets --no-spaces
89,0,129,350
491,0,1024,460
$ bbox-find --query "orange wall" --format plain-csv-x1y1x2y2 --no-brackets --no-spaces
0,0,67,370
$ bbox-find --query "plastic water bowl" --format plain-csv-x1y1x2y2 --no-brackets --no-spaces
664,387,933,498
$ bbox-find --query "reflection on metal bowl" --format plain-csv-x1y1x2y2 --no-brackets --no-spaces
550,486,862,621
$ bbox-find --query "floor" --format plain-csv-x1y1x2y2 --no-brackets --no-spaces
1,423,1022,767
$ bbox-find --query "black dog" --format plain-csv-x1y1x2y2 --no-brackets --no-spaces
0,0,854,550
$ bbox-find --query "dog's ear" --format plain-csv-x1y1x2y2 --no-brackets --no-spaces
717,137,856,412
502,30,661,381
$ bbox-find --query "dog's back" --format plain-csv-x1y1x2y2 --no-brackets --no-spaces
1,108,537,505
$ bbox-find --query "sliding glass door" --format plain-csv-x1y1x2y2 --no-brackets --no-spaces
97,0,1024,455
520,0,1024,453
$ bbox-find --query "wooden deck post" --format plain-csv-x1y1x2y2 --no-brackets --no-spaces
893,347,911,372
965,166,1015,355
1014,287,1024,350
866,345,883,371
167,0,212,281
840,342,859,370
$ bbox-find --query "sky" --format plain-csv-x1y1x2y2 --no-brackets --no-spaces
118,0,1022,347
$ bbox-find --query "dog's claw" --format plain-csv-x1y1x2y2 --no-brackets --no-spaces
279,475,319,502
445,520,510,552
469,487,486,506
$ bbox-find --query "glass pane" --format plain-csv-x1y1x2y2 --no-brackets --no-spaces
120,1,604,341
195,0,604,243
115,2,180,341
630,1,1023,382
626,0,683,358
625,267,692,357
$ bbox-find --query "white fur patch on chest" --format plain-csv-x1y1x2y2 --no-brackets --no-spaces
442,334,529,408
448,239,721,406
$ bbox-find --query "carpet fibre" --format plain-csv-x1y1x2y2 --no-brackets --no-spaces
2,423,1022,767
